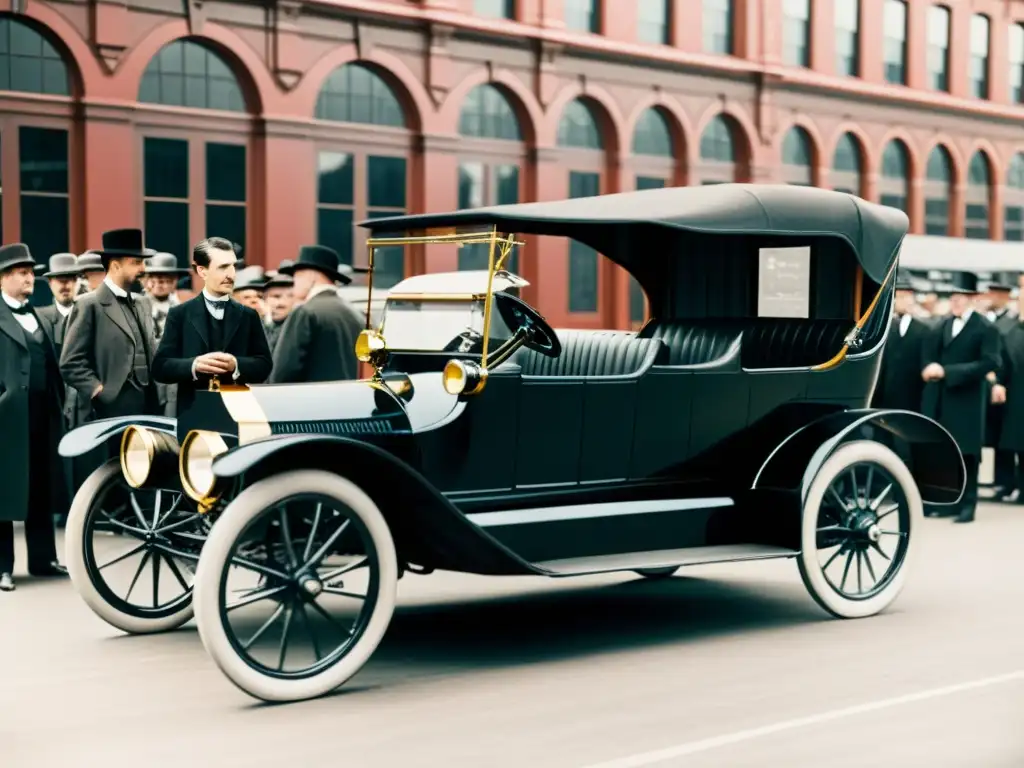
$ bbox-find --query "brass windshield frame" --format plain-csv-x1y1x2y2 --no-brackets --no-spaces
363,226,523,367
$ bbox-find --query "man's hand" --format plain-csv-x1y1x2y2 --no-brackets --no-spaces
194,352,235,375
922,363,945,381
91,384,103,400
992,384,1008,405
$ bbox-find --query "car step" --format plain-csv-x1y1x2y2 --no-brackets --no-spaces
533,544,797,577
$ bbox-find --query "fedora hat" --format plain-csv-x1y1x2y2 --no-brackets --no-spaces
77,251,105,273
43,252,80,278
948,271,980,295
0,243,36,273
144,253,189,276
96,228,148,265
264,262,294,289
233,266,267,293
280,245,351,285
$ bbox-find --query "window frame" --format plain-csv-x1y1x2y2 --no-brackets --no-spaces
926,5,951,92
782,0,812,68
878,140,910,215
831,132,863,197
834,0,860,77
698,114,744,184
969,14,991,100
965,152,992,240
1004,154,1024,241
565,0,600,34
702,0,734,55
882,0,908,86
1010,23,1024,104
923,145,953,236
637,0,670,45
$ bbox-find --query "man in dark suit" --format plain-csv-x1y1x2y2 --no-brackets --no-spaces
263,262,295,353
76,251,105,294
997,284,1024,504
60,229,158,421
36,253,80,348
0,244,68,591
920,272,1002,523
152,237,272,415
269,245,365,383
982,283,1019,499
142,253,188,417
872,277,928,412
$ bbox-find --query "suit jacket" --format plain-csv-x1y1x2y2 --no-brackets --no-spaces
0,301,68,522
59,282,158,421
36,303,73,348
920,312,1002,457
269,290,364,383
872,314,928,412
152,295,273,414
999,320,1024,453
147,295,180,417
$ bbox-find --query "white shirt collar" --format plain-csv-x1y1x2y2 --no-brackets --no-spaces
898,313,912,336
104,276,127,298
203,288,230,304
1,291,24,309
56,301,73,317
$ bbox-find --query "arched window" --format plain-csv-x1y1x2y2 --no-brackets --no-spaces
1004,154,1024,241
924,145,953,236
314,63,410,288
781,126,813,186
632,108,673,157
879,140,909,213
458,84,523,271
0,19,74,266
831,133,862,196
699,114,740,184
965,151,992,239
558,99,604,316
139,39,244,111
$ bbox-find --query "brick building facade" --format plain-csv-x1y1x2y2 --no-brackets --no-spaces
3,0,1024,327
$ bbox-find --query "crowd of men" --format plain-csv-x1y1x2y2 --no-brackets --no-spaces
0,230,365,591
872,271,1024,524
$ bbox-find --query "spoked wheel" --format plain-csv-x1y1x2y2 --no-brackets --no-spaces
634,567,678,579
798,440,921,619
65,459,206,633
193,470,398,703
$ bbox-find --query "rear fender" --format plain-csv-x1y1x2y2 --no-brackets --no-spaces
59,416,177,458
753,409,965,506
211,435,537,576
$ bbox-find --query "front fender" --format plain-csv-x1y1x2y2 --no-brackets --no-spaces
753,409,965,506
59,416,177,458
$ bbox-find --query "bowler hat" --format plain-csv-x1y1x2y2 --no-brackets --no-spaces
233,266,267,293
986,282,1014,293
948,271,980,295
894,277,915,291
43,252,80,278
144,253,189,276
280,245,351,285
96,228,148,266
77,252,104,273
0,243,36,273
264,261,294,289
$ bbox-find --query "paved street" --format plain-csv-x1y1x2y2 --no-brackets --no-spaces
3,502,1022,768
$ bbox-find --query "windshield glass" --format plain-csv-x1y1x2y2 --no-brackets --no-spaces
381,298,512,352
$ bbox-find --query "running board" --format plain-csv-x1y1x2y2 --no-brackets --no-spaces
532,544,797,577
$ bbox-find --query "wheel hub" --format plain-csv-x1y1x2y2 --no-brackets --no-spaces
300,577,323,597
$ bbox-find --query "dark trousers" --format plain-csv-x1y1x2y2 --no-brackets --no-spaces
993,449,1017,492
958,454,980,520
0,394,58,573
93,383,152,420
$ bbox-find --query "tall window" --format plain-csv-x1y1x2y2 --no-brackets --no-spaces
638,0,669,45
632,108,673,159
139,40,244,111
558,100,603,314
458,84,523,272
831,133,862,196
969,14,990,99
206,143,246,249
781,127,813,186
703,0,733,54
699,115,740,184
143,138,190,272
474,0,515,19
315,64,409,288
834,0,859,76
883,0,907,85
1011,24,1024,104
20,127,69,261
879,139,909,213
0,18,69,95
965,152,991,239
923,146,952,236
631,108,674,325
927,5,950,91
565,0,599,33
782,0,811,68
1005,154,1024,241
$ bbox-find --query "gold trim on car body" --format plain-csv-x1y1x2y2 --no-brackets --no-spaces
219,385,271,444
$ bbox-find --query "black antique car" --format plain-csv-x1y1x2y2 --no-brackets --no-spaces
59,184,965,703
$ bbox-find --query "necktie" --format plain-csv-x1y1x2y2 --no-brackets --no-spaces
10,303,30,315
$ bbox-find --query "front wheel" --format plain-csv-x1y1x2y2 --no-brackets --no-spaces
193,470,398,703
798,440,922,619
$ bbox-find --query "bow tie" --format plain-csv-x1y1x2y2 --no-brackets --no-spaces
205,296,228,311
10,303,31,315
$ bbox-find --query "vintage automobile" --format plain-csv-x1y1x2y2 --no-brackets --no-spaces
59,184,965,703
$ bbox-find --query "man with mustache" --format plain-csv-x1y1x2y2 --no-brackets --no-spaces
36,253,80,348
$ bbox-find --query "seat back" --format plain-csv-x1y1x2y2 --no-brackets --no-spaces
740,318,850,369
516,330,663,378
639,320,744,367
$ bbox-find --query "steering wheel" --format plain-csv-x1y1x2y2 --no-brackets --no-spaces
494,292,561,358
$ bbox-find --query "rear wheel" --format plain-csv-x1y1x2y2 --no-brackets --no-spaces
193,470,398,703
798,441,921,619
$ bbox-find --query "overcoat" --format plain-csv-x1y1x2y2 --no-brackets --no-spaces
920,312,1002,457
872,315,928,412
269,290,363,383
35,303,71,347
998,320,1024,453
0,301,69,522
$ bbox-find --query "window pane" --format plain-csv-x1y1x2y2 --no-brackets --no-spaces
459,84,521,140
700,115,735,161
927,6,950,92
565,0,599,33
458,162,485,210
637,176,665,191
495,164,519,205
474,0,515,18
832,134,860,173
144,137,189,199
315,64,405,127
138,40,245,112
367,156,407,208
632,108,673,156
1011,25,1024,102
317,207,354,268
703,0,733,54
206,204,246,252
883,0,907,85
144,200,190,271
568,171,599,313
558,99,602,149
206,143,246,202
19,126,67,194
783,0,810,67
0,19,70,96
365,210,405,289
20,195,67,263
638,0,668,45
317,151,354,205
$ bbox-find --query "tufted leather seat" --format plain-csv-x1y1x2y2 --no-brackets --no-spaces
639,321,744,367
516,330,663,378
740,319,851,369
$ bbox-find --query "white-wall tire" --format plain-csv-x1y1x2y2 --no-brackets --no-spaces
798,440,922,619
65,459,195,634
193,470,398,703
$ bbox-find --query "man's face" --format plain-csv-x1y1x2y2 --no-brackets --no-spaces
233,288,264,312
49,276,77,306
85,271,104,291
149,275,177,300
948,293,972,317
893,289,915,315
920,293,937,312
0,266,34,301
987,290,1010,310
197,247,236,296
109,257,145,290
265,286,294,322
